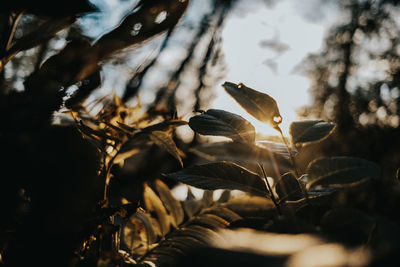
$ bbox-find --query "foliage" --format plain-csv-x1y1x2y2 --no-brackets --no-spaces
1,1,400,267
122,180,274,266
300,0,400,129
161,81,400,266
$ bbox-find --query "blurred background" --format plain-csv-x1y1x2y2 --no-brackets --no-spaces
3,0,400,136
2,1,400,265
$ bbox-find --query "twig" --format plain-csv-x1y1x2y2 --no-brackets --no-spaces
274,125,299,177
258,163,281,215
274,125,310,202
5,11,24,51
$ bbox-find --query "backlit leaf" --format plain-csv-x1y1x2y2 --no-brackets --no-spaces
222,196,276,218
290,120,335,144
189,109,255,143
202,190,214,207
155,180,184,227
256,140,297,159
306,156,380,189
223,82,281,126
182,187,203,218
275,172,303,201
5,17,76,66
143,183,171,235
150,130,183,167
187,213,230,230
201,207,242,223
124,211,158,253
165,162,267,196
94,0,189,59
182,199,203,219
141,119,187,133
191,141,292,176
126,192,281,266
217,190,231,203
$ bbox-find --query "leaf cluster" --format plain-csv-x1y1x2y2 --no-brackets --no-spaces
121,180,275,266
153,81,400,266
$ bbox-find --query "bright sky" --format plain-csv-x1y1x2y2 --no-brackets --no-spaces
213,0,330,137
82,0,338,137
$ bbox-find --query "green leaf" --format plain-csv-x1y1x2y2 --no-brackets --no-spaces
275,172,303,201
150,130,184,167
189,109,255,143
223,82,281,126
306,157,380,189
155,180,185,227
165,162,267,196
143,183,171,235
290,120,335,144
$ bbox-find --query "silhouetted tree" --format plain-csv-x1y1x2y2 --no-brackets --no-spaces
298,0,400,179
301,0,400,131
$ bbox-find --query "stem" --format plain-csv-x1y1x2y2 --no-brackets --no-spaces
274,125,299,177
5,11,24,51
258,163,281,215
274,125,310,202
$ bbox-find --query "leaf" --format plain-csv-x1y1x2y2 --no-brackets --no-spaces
256,140,297,159
150,130,183,167
306,156,380,189
4,17,77,66
94,0,189,59
191,141,292,176
290,120,335,144
189,109,255,143
165,162,268,196
187,213,230,230
181,199,203,219
217,190,231,203
275,172,303,201
124,211,159,253
141,119,187,133
169,225,220,245
5,0,98,16
65,70,102,110
222,196,276,219
143,183,171,236
124,190,278,266
24,39,98,91
201,206,242,222
155,180,184,227
202,190,214,207
223,82,281,126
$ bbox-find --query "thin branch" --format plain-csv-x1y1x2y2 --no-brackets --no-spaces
258,163,281,215
274,125,299,177
5,11,24,51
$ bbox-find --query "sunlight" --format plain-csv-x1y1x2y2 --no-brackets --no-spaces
213,0,330,137
214,229,323,256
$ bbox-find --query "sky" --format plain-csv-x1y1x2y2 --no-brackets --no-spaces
81,0,340,136
212,0,338,136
